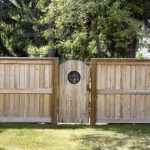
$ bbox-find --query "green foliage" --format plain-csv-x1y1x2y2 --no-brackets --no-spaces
27,45,48,57
0,0,149,60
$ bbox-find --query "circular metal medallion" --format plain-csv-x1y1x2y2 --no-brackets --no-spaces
67,71,81,84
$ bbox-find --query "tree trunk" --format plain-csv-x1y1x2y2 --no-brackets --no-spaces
48,18,56,57
92,19,102,58
128,32,137,58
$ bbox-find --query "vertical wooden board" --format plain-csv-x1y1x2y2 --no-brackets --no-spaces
29,94,35,117
96,94,105,121
24,65,30,89
65,61,72,123
24,94,30,117
106,65,111,89
19,94,25,117
4,64,10,89
96,95,101,121
39,65,45,88
130,95,136,119
0,94,4,117
76,61,84,123
135,95,145,119
9,94,15,117
115,65,121,89
131,66,136,89
43,94,50,117
9,65,15,116
15,64,20,88
135,66,141,89
39,94,44,117
24,65,29,117
141,66,146,89
52,59,59,124
0,64,4,88
14,94,20,117
97,65,101,89
100,65,106,89
121,65,125,89
49,94,53,118
9,65,15,88
4,94,10,117
109,95,115,119
59,62,65,122
35,65,40,89
19,65,25,117
91,60,97,125
125,65,131,89
145,65,150,89
105,95,110,118
58,63,64,122
29,65,35,89
115,94,121,119
45,65,50,88
144,95,150,119
110,65,115,89
122,95,131,119
70,61,77,122
85,63,90,122
33,94,39,117
49,65,53,88
19,65,25,89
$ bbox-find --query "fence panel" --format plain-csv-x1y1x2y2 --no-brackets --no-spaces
0,58,58,123
91,59,150,124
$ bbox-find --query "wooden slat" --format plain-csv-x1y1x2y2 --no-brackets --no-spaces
0,89,52,93
0,117,52,122
52,59,59,124
0,64,4,88
90,60,97,125
97,89,150,94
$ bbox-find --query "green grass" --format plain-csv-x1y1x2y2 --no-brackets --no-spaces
0,124,150,150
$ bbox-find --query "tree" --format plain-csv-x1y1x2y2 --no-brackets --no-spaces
40,0,147,61
0,0,48,56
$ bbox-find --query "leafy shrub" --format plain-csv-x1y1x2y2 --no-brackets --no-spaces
27,45,48,57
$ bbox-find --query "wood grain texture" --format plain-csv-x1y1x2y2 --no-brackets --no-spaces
92,59,150,124
59,60,90,124
0,58,59,123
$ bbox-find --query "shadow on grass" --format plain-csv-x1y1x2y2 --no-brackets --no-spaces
0,123,150,134
0,123,150,149
77,133,150,150
70,124,150,150
0,123,90,130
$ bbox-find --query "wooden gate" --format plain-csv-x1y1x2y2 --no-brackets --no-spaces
59,60,90,123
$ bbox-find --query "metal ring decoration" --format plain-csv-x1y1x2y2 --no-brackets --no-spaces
67,71,81,84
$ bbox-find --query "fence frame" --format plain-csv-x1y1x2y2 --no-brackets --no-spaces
0,57,59,124
91,58,150,125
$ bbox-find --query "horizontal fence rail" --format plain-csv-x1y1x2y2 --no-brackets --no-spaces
0,57,59,123
91,59,150,124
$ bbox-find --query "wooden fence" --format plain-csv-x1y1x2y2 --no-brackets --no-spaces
0,58,150,124
0,58,58,123
91,59,150,124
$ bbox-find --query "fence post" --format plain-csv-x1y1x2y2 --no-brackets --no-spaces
90,59,97,125
52,58,59,124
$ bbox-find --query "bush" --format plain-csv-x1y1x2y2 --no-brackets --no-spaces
27,45,48,57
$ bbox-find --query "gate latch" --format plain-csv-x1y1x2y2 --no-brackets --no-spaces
86,84,91,91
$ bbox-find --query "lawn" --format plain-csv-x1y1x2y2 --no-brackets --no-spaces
0,124,150,150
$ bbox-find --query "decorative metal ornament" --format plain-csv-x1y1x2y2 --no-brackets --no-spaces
67,71,81,84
